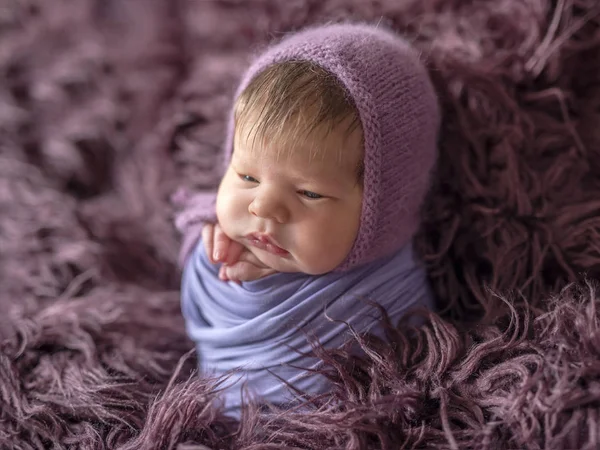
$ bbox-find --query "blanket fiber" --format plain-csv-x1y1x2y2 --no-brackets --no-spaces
1,0,600,448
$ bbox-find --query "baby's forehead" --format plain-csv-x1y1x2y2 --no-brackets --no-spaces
235,141,350,172
235,116,363,165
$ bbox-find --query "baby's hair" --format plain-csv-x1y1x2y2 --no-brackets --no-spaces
233,60,364,180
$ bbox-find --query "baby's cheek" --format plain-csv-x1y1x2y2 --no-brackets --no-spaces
215,189,236,232
322,217,358,269
296,221,344,274
215,191,227,225
218,188,251,235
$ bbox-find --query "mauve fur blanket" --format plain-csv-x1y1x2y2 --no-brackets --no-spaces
1,0,600,449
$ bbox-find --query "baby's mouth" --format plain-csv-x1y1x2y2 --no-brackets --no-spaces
245,233,289,256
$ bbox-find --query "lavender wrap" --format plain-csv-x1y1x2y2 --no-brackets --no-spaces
181,238,434,414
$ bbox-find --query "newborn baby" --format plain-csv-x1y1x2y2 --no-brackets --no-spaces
176,22,440,415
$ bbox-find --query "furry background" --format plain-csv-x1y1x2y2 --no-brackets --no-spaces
1,0,600,448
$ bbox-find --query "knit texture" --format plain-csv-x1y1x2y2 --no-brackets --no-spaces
220,23,441,270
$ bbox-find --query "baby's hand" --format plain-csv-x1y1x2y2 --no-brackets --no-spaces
202,223,277,283
202,222,244,265
218,250,277,283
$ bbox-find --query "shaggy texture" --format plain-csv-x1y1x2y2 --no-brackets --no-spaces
1,0,600,448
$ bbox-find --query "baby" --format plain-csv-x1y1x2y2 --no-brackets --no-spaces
176,23,440,415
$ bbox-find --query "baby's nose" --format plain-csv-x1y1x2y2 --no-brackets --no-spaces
248,192,290,223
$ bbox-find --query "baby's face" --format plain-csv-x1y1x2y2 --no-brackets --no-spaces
216,122,363,275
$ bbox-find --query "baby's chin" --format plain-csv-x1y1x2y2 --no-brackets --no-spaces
250,248,337,275
250,247,301,273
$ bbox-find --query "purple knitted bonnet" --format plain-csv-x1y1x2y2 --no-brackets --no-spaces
223,23,440,270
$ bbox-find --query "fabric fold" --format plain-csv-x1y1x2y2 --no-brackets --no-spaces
181,239,434,413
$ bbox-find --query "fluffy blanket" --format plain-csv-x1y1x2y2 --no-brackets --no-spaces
1,0,600,448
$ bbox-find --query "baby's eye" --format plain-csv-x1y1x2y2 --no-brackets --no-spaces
300,190,323,199
239,174,259,183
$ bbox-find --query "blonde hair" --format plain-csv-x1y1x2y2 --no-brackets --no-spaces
233,60,364,175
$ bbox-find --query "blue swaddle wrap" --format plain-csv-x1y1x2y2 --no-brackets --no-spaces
181,239,433,415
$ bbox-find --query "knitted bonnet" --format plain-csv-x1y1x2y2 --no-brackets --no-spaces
219,23,440,270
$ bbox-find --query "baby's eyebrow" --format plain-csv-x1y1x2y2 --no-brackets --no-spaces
293,175,351,192
230,152,256,166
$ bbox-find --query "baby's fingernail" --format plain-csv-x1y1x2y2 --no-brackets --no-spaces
214,250,222,261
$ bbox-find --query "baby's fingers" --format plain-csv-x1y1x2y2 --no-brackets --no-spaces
224,240,245,265
212,224,231,262
223,262,275,282
218,265,230,281
202,223,216,263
